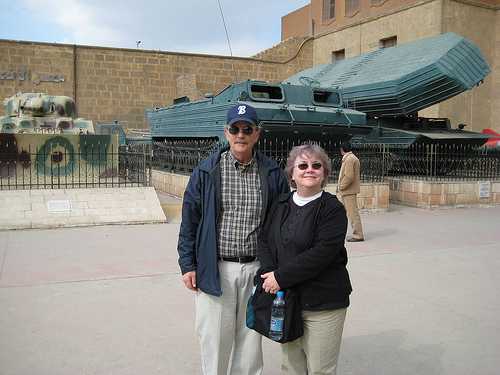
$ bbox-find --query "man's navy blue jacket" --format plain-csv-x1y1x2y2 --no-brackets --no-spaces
177,146,289,296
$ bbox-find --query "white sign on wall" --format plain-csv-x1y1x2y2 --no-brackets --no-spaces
478,182,491,198
47,200,72,212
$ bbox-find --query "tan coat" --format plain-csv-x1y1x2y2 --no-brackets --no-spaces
337,152,360,195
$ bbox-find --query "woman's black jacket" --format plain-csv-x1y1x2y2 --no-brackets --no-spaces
257,191,352,308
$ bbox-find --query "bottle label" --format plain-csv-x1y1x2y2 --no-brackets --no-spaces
270,318,284,332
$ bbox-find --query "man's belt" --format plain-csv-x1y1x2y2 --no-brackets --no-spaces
218,256,257,263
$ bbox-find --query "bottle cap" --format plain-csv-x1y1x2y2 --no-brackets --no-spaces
277,291,284,296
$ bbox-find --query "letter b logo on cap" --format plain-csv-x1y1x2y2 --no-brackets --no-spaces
227,104,258,126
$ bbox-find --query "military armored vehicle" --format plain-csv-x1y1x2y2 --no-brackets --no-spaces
98,121,151,146
283,32,493,148
146,32,494,158
1,92,94,134
146,80,373,149
0,92,118,182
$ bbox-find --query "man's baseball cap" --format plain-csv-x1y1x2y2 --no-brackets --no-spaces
227,104,259,127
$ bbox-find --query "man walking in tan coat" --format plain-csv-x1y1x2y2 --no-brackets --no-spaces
337,141,364,242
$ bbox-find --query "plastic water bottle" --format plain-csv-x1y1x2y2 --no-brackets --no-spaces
269,291,285,341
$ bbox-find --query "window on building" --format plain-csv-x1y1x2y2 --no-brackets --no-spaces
380,36,397,48
345,0,359,13
332,49,345,61
323,0,335,22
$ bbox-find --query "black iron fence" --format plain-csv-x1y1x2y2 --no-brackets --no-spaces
152,139,500,183
152,139,223,174
2,141,498,190
0,144,152,190
364,143,500,182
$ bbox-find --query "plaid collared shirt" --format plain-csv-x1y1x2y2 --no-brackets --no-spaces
218,150,262,258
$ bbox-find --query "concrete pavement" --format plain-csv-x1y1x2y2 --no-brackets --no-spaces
1,202,499,374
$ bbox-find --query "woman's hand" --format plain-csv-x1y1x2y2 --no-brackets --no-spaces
261,272,281,294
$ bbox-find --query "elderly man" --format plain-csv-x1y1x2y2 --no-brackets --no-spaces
177,104,289,375
337,141,364,242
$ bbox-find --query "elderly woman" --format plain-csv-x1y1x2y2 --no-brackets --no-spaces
257,143,352,375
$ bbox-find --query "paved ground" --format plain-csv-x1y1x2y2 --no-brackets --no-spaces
1,198,499,375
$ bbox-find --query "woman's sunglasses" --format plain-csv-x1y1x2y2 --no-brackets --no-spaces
295,162,323,170
227,126,255,135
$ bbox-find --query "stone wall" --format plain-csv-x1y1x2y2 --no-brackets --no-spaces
151,170,190,200
0,37,314,135
252,36,313,66
312,1,444,65
151,170,390,212
389,179,500,209
0,187,166,230
326,184,390,213
152,170,500,211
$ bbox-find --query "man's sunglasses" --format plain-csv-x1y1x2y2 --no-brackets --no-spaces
227,126,255,135
295,162,323,170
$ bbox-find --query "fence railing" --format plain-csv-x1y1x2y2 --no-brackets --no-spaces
0,144,152,190
364,143,500,181
152,139,223,173
2,141,498,190
152,140,500,183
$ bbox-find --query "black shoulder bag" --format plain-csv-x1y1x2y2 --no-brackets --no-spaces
246,202,304,343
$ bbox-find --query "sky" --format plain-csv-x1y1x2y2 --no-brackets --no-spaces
0,0,310,57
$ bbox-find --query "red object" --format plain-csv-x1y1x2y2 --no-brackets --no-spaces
482,129,500,146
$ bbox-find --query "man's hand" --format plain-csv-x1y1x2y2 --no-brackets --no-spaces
182,270,198,291
261,272,281,294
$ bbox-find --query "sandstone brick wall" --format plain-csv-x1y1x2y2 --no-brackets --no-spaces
151,170,190,200
151,170,500,210
0,38,314,135
389,179,500,209
0,187,166,230
152,170,390,212
152,169,500,211
326,183,390,212
252,36,313,66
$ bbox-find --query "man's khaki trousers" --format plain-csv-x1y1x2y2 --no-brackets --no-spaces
339,194,364,240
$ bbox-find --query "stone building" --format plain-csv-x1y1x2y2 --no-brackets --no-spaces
0,0,497,135
281,0,499,134
0,37,313,134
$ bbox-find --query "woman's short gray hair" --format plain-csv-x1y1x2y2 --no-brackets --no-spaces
284,143,331,189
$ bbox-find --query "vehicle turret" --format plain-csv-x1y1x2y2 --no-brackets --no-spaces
1,92,95,134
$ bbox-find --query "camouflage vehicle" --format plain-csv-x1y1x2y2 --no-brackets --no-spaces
284,32,494,148
0,92,118,183
1,92,94,134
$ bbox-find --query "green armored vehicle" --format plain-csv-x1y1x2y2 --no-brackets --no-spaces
284,32,493,148
146,80,373,148
147,33,494,156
